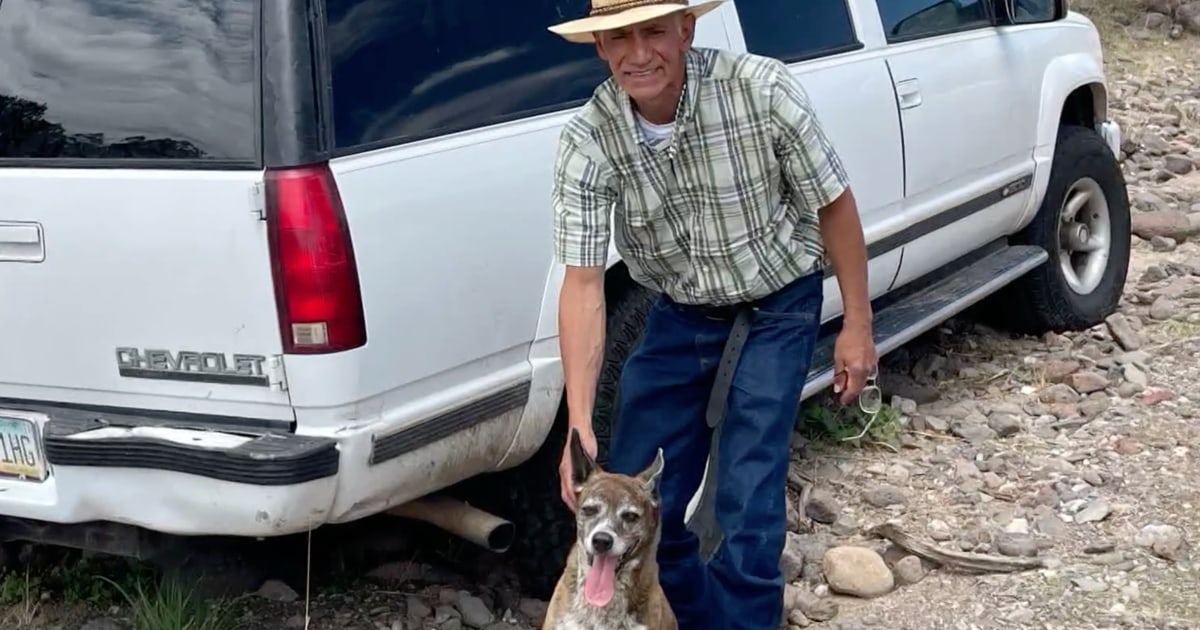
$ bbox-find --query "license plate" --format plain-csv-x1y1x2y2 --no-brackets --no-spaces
0,415,47,482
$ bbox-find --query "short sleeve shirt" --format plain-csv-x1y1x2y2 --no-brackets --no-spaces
551,47,850,306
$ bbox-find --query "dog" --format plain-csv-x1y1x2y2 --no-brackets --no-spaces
541,428,676,630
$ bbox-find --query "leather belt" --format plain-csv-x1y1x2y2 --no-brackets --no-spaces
686,303,756,562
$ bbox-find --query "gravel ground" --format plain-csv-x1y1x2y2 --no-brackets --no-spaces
4,11,1200,630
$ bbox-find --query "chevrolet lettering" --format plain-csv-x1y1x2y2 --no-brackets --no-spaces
115,348,269,386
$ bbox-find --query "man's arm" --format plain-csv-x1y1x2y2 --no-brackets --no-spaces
558,266,605,435
770,63,876,402
818,188,872,333
551,134,614,508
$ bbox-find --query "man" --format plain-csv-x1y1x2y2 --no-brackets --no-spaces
547,1,877,628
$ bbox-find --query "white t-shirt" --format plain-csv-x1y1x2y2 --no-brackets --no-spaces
635,111,674,150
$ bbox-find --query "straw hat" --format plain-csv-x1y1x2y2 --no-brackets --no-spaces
548,0,726,44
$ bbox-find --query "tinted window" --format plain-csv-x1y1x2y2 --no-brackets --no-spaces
877,0,992,41
325,0,612,152
734,0,860,62
0,0,258,162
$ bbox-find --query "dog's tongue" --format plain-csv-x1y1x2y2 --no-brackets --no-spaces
584,555,618,607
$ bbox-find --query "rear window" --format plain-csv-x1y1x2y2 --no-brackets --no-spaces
324,0,611,153
0,0,258,163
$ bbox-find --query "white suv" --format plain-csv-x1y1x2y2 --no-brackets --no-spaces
0,0,1129,598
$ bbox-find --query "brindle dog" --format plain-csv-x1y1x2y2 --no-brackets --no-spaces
542,428,676,630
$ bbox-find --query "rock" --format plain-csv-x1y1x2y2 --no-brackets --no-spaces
928,519,954,541
1042,358,1081,382
924,415,950,432
831,514,860,536
1072,576,1108,593
1178,1,1200,34
1084,540,1116,554
1123,364,1149,387
951,419,998,444
1132,210,1200,241
409,595,434,621
821,546,895,598
781,532,807,582
1134,524,1185,561
1164,155,1195,175
805,488,841,524
455,591,495,628
995,533,1040,558
255,579,299,603
1106,313,1145,350
863,483,908,508
988,413,1023,437
517,599,547,625
1074,498,1112,523
1039,383,1080,404
1149,296,1180,320
1068,371,1109,394
794,588,839,622
892,555,927,585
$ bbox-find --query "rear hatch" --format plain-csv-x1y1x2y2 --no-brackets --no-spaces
0,0,300,421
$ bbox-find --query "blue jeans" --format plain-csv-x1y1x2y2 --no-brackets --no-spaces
606,271,823,630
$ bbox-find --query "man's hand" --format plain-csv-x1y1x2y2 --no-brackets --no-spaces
558,423,597,511
833,322,876,404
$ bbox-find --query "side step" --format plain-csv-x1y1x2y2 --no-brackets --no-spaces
800,244,1049,401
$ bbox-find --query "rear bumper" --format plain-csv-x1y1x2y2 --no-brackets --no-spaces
0,406,342,537
0,379,542,539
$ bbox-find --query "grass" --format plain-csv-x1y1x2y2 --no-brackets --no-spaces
100,574,242,630
0,552,245,630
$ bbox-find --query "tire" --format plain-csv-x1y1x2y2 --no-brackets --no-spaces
995,124,1132,334
476,275,655,600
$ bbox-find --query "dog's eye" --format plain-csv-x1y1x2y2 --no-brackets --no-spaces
620,511,640,523
580,505,600,517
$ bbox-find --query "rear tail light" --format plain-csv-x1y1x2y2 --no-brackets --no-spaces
264,162,367,354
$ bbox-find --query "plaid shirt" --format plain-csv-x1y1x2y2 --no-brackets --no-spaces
551,47,851,306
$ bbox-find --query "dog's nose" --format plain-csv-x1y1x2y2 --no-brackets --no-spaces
592,531,614,553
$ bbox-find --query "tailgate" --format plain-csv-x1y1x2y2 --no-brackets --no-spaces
0,0,294,421
0,169,294,420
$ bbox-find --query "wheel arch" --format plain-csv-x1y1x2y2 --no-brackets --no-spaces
1013,53,1111,233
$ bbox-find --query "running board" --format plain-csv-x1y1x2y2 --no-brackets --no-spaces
801,244,1049,401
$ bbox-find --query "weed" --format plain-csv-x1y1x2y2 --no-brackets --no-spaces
800,394,904,449
0,565,41,628
100,574,241,630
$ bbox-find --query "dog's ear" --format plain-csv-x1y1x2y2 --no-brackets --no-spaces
637,447,665,499
569,427,599,492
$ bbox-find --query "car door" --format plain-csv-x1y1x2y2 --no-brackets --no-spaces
721,0,906,323
871,0,1039,288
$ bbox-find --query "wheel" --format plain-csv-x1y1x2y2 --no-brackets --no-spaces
474,274,655,600
996,124,1132,334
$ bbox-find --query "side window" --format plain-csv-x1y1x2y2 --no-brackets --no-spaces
0,0,258,163
734,0,861,63
876,0,993,42
324,0,612,152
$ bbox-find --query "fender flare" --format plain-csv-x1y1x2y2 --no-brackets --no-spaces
1015,52,1110,231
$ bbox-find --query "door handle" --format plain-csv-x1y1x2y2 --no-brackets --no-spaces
895,78,922,110
0,222,46,263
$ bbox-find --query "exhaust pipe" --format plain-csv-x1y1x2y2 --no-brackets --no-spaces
387,494,516,553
